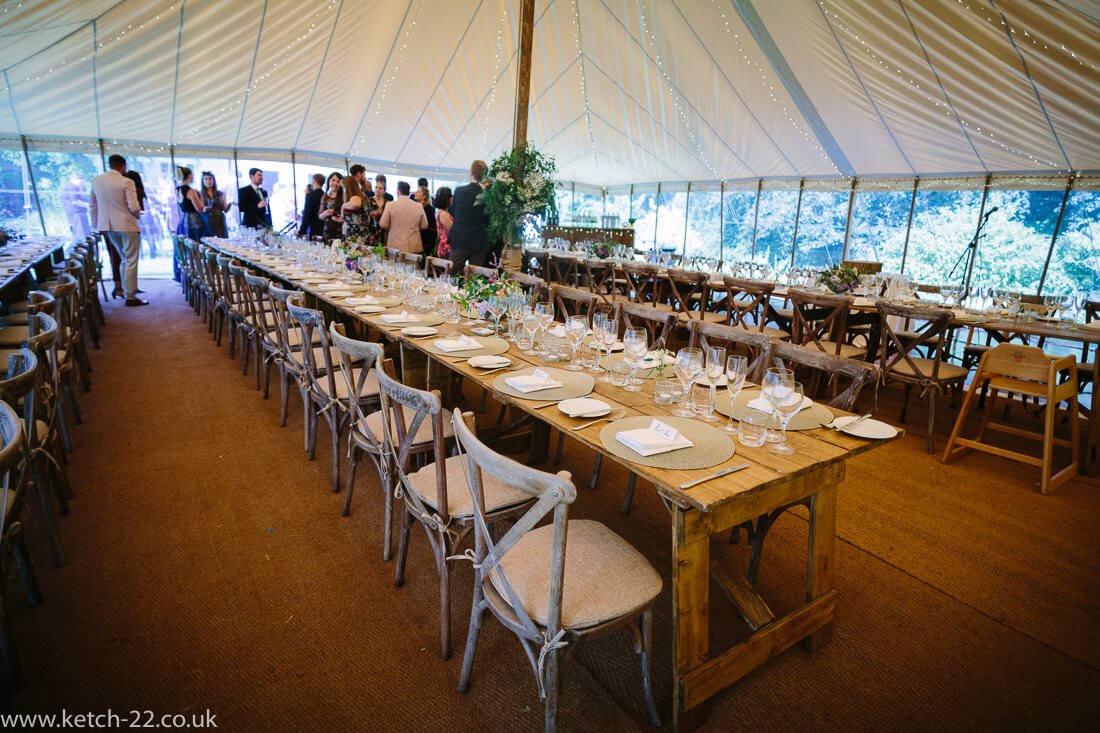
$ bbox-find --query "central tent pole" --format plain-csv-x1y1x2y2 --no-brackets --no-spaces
513,0,536,149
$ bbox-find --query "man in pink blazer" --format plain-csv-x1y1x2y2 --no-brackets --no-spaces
90,155,147,306
379,181,428,254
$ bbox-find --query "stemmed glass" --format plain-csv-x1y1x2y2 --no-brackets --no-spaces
534,302,554,355
564,315,588,371
521,310,540,355
761,367,795,443
765,380,804,455
598,317,618,383
622,327,648,392
721,355,748,434
486,295,506,334
1055,293,1073,328
672,348,703,417
698,346,726,422
591,313,609,373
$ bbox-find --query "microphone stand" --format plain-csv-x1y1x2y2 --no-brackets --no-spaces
949,207,996,284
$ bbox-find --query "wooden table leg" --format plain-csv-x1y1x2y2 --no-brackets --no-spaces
804,482,837,651
529,420,550,464
1084,359,1099,476
672,506,710,732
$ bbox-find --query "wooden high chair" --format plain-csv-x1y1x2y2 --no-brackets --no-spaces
942,343,1080,494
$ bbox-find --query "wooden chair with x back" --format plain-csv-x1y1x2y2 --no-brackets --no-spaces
787,288,867,360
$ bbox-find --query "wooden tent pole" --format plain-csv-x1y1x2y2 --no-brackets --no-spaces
513,0,536,149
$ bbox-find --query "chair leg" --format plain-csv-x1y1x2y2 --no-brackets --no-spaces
899,383,911,423
543,644,561,732
588,454,602,491
394,509,413,587
307,407,318,460
637,609,661,727
553,432,564,466
0,590,21,704
436,539,453,660
621,473,637,514
342,446,358,517
9,523,43,606
278,367,290,427
1040,389,1057,495
328,412,341,493
31,456,66,566
380,457,394,562
926,392,937,454
457,591,485,693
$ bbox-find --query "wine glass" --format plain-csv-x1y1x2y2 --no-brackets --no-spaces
591,313,609,373
698,346,727,422
486,296,506,334
672,348,703,417
765,380,804,455
622,327,648,392
522,311,540,355
564,315,588,371
534,301,555,355
722,355,748,434
598,316,618,383
761,367,795,442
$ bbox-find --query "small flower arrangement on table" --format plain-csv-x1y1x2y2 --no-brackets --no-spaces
452,270,524,315
588,241,613,259
816,264,862,294
337,233,385,272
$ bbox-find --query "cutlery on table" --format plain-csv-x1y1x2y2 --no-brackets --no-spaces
474,365,512,376
832,413,872,431
571,410,627,431
679,464,750,490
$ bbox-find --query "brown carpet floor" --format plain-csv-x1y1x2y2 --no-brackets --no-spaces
6,280,1100,731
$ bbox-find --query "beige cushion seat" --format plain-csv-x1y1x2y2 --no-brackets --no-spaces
362,403,455,445
316,367,380,401
286,346,360,374
675,310,726,324
810,340,867,359
405,455,530,518
891,358,968,381
490,519,662,630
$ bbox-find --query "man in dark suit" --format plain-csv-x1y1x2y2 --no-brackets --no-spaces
447,159,490,273
298,173,325,238
238,167,273,228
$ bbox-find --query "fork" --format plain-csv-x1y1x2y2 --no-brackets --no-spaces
571,409,627,431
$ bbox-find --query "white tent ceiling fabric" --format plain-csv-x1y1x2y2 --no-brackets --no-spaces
0,0,1097,187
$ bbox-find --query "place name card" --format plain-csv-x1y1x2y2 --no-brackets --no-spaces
532,368,551,382
649,418,679,442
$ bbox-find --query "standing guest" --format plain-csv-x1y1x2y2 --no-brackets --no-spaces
90,154,147,306
199,171,231,238
318,172,344,243
379,181,427,254
414,185,437,256
341,175,370,242
175,167,205,241
417,177,430,194
433,187,453,259
448,159,490,272
374,174,394,203
125,169,158,259
238,167,272,228
60,173,90,243
298,173,326,238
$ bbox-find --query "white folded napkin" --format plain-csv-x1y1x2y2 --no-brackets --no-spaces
316,282,350,292
505,369,563,393
747,394,812,415
324,290,354,298
548,324,566,338
345,295,380,306
616,419,694,457
433,336,482,353
639,351,675,367
381,311,419,324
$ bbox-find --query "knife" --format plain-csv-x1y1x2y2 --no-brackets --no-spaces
833,413,872,431
679,463,750,490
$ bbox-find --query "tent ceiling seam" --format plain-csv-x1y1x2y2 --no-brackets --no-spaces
815,0,915,174
435,46,518,168
169,1,186,145
728,0,853,177
2,70,23,136
1,0,129,73
345,0,416,158
989,0,1071,170
671,0,796,176
599,0,758,178
292,0,345,150
897,0,986,171
573,0,601,179
91,20,102,142
587,107,691,179
529,57,579,111
393,0,485,164
1052,0,1100,24
0,21,88,39
234,0,270,149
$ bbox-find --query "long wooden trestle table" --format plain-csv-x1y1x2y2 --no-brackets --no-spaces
206,239,897,730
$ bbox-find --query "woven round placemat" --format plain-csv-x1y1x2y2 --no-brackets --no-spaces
599,416,736,469
715,389,832,431
357,293,402,307
419,336,510,358
492,367,594,401
365,312,446,328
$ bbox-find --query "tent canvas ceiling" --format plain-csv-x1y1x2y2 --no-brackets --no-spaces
1,0,1097,186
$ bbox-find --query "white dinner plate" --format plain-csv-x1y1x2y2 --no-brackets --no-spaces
468,355,511,368
832,415,898,439
401,326,438,337
557,397,611,418
354,305,386,314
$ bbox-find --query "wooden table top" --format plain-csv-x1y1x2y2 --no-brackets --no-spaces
0,236,67,291
208,239,901,514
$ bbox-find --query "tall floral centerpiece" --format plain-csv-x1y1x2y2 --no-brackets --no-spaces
476,142,557,248
816,264,861,294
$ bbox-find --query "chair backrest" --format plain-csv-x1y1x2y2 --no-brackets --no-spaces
374,358,454,519
664,267,709,318
0,399,25,530
508,270,546,302
426,256,453,279
23,290,56,317
0,349,39,461
329,323,384,443
402,252,424,268
242,271,275,342
268,284,303,361
875,300,955,384
583,258,615,295
618,261,661,305
286,301,340,398
547,252,580,285
616,300,677,348
48,273,79,348
772,340,878,410
451,407,576,643
720,276,774,331
464,263,498,281
787,288,855,355
979,342,1055,383
551,284,607,323
688,320,775,383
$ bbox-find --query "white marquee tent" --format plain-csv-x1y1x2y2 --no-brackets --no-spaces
1,0,1098,186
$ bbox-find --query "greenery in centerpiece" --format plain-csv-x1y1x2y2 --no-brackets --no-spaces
816,264,861,294
476,142,557,245
588,241,613,259
0,226,18,247
453,270,524,313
